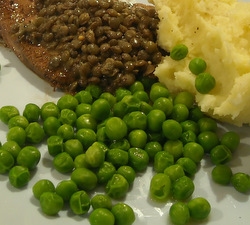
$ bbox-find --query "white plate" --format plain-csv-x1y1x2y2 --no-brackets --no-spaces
0,1,250,225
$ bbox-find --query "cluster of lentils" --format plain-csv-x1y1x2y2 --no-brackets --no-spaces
12,0,167,92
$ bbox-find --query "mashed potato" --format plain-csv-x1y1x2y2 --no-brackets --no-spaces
150,0,250,126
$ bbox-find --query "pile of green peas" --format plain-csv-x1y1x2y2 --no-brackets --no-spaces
0,77,249,225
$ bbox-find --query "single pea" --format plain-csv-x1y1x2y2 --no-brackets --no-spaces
105,174,129,199
183,142,204,163
128,129,147,148
64,139,84,159
187,197,211,220
17,146,41,170
164,164,185,182
176,157,197,177
171,104,189,122
85,142,106,168
71,167,98,191
100,92,117,107
113,101,128,118
109,138,130,151
154,151,174,173
129,81,144,93
105,117,128,141
91,98,111,121
197,117,217,132
197,131,219,153
76,114,97,131
133,90,149,102
32,179,55,199
96,127,109,143
172,176,195,200
1,140,21,160
89,208,115,225
47,135,64,157
75,103,92,117
162,119,183,140
189,57,207,75
96,161,116,184
163,140,183,161
120,95,141,114
231,172,250,193
74,153,90,169
7,126,26,147
170,44,188,60
23,103,41,122
145,141,163,160
149,85,170,102
150,173,171,202
74,90,93,104
116,166,136,185
76,128,96,150
85,84,102,99
180,130,197,144
0,105,19,124
195,72,216,94
210,145,232,165
40,192,64,216
181,120,199,135
0,149,15,174
111,203,135,225
57,124,75,141
53,152,74,173
41,102,60,120
106,148,128,168
43,116,61,136
147,109,166,132
221,131,240,153
174,91,195,109
123,111,147,131
169,202,190,225
56,180,78,202
128,147,149,172
189,106,204,122
25,122,45,144
140,101,153,115
8,115,29,129
153,97,173,117
115,88,132,102
91,194,113,210
57,94,78,111
70,190,90,215
211,164,233,185
9,165,30,188
59,108,77,125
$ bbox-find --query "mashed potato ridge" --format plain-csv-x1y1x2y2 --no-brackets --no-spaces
150,0,250,126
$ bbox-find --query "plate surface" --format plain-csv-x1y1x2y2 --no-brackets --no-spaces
0,1,250,225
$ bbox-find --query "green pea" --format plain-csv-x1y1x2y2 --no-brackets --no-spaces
164,164,185,182
174,91,195,109
109,139,130,151
71,167,97,191
96,161,116,184
148,132,165,143
59,108,77,125
57,124,75,141
75,103,92,117
32,179,55,199
150,173,171,201
147,109,166,132
89,208,115,225
145,141,162,160
40,192,64,216
53,152,74,173
76,128,96,150
189,106,204,122
154,151,174,173
140,76,157,91
64,139,84,159
113,101,128,118
7,126,26,147
105,117,128,141
153,97,173,117
17,146,41,170
120,95,141,113
169,202,190,225
74,153,90,169
162,119,182,140
100,92,117,107
128,129,147,148
115,88,132,101
9,165,30,188
0,149,15,174
91,98,111,121
91,194,113,210
23,103,41,122
41,102,60,120
149,85,170,102
123,111,147,131
8,115,29,129
171,104,189,122
97,126,109,143
197,131,219,153
133,90,149,102
116,166,136,185
220,131,240,153
85,84,102,99
47,135,64,157
197,117,217,132
181,120,199,135
180,130,197,144
172,176,195,200
25,122,45,144
211,164,232,185
43,117,61,136
74,90,93,104
106,174,129,199
176,157,197,177
111,203,135,225
106,148,128,168
76,114,97,131
187,197,211,220
128,147,149,172
210,145,232,165
231,172,250,193
140,101,153,115
189,57,207,75
85,142,106,168
195,72,216,94
129,81,144,93
57,94,78,111
56,180,78,202
183,142,204,163
69,190,90,215
170,44,188,60
1,140,21,160
163,140,183,161
0,105,19,124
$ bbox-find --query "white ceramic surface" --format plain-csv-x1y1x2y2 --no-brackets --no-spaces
0,1,250,225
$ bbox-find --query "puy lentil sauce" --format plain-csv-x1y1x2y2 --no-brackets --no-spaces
11,0,167,93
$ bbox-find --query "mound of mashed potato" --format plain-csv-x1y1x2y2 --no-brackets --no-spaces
150,0,250,126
